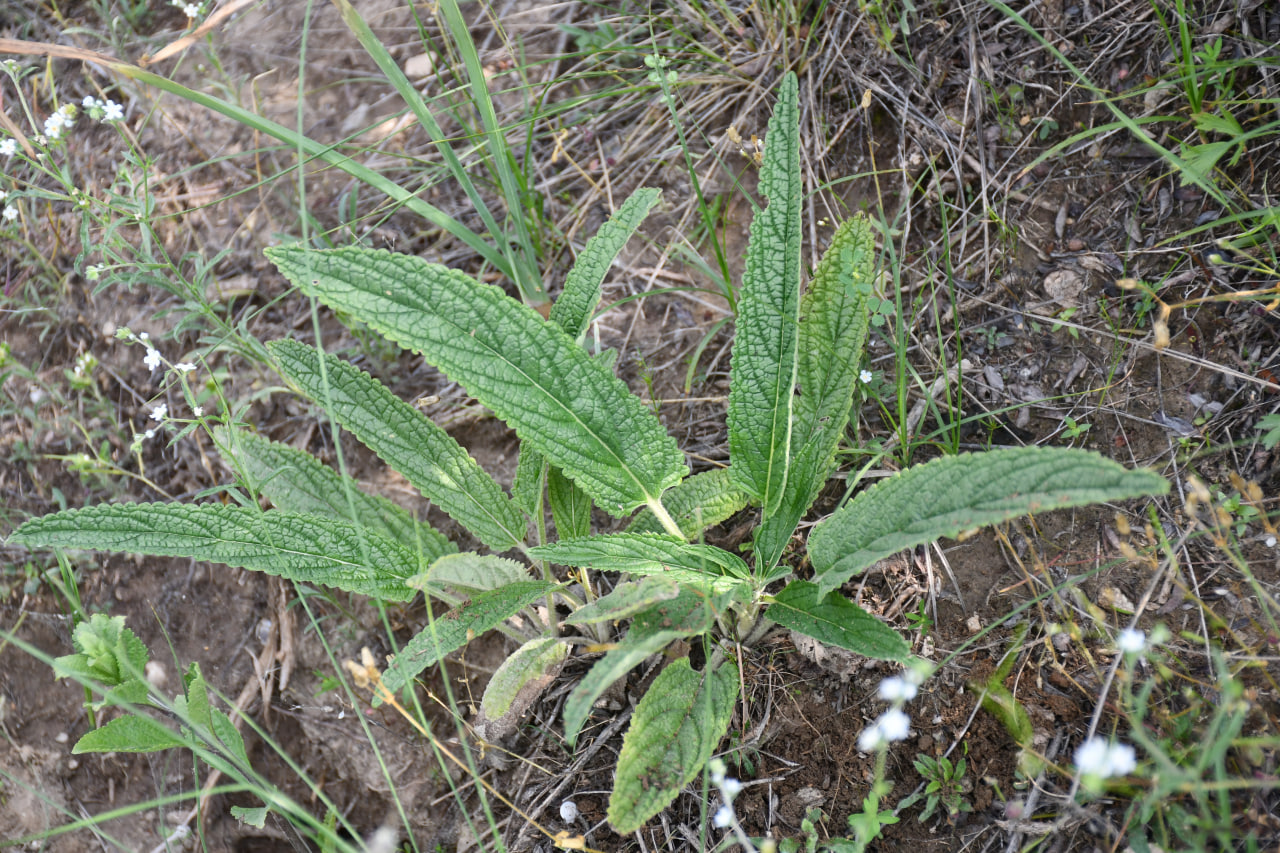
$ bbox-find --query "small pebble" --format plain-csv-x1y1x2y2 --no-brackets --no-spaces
145,661,167,689
55,732,69,744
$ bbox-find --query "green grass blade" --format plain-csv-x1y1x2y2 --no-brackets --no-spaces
437,0,541,298
754,215,874,572
214,426,455,562
727,71,802,516
269,340,526,552
550,187,661,341
330,0,512,265
108,64,513,276
266,247,687,516
808,447,1170,595
9,504,419,601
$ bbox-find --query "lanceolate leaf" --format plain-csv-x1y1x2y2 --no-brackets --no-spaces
265,246,687,516
768,581,909,662
607,658,739,834
480,637,569,722
727,71,802,516
808,447,1169,595
214,426,455,563
532,533,750,580
9,504,419,601
408,552,530,595
269,340,525,552
563,576,681,626
562,587,716,746
754,215,874,572
627,468,749,539
550,187,662,341
378,580,556,700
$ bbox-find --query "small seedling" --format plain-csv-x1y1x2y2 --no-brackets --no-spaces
897,749,973,823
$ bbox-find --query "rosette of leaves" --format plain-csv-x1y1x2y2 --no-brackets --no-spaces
8,71,1168,834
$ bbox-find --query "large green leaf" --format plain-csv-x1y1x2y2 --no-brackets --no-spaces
550,187,662,342
269,340,525,552
767,581,909,662
377,580,556,700
214,426,455,562
627,468,749,539
561,587,716,746
531,533,750,589
727,71,802,516
808,447,1170,595
9,504,418,601
265,246,687,517
754,216,874,573
607,657,739,833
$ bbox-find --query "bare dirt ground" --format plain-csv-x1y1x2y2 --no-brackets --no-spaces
2,0,1279,851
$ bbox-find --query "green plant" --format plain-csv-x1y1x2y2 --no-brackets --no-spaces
897,748,973,824
1062,415,1092,441
1254,414,1280,451
7,73,1169,836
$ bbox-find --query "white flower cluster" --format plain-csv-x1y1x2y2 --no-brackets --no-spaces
43,104,77,140
858,662,930,752
171,0,205,18
1074,736,1136,779
0,137,15,158
82,95,124,123
708,758,745,830
1116,627,1146,655
117,328,209,451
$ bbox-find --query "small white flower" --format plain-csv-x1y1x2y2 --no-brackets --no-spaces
144,347,162,370
102,100,123,122
144,428,155,439
558,800,579,822
860,369,874,385
712,805,734,828
182,2,201,16
1266,534,1277,548
174,362,196,373
0,190,6,202
150,403,168,422
720,777,742,798
83,95,99,108
878,676,917,703
858,708,911,751
877,708,911,741
1075,737,1136,778
192,405,204,418
2,205,16,222
0,138,15,157
1117,628,1146,654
